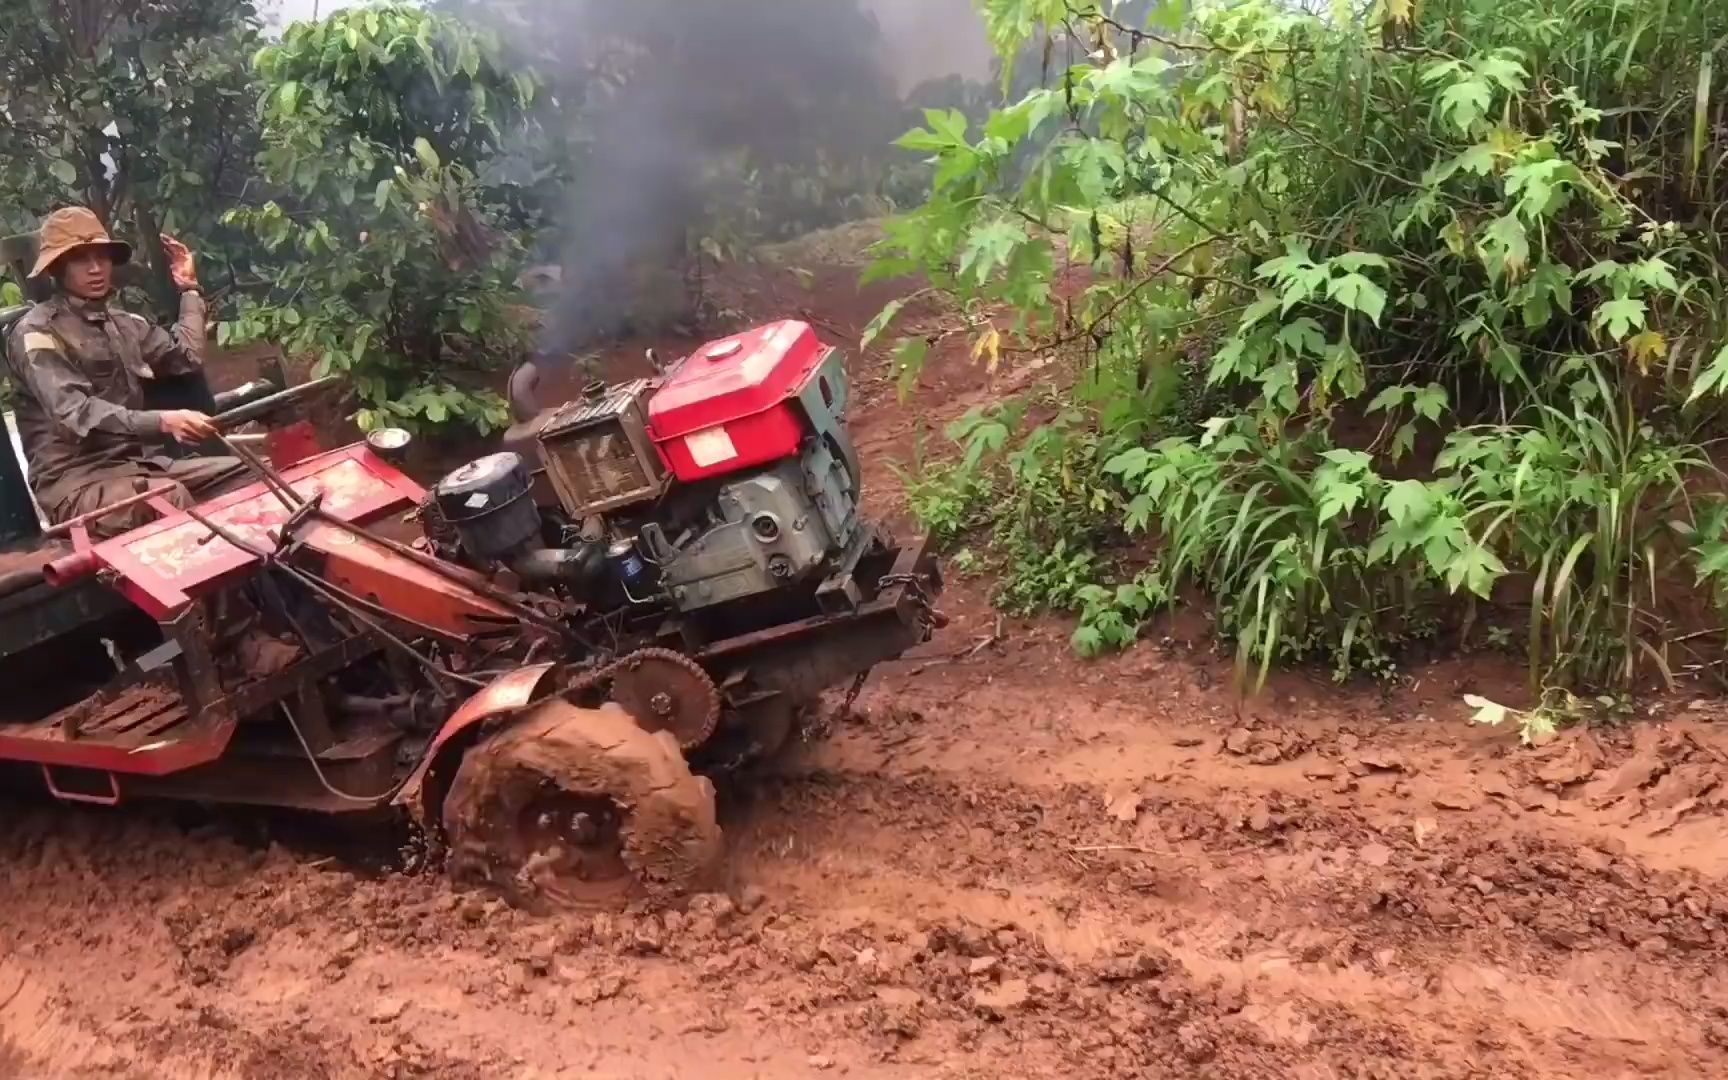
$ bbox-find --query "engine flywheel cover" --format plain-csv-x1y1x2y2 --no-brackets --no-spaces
608,648,721,751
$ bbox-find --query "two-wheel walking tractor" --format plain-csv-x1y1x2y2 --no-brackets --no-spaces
0,316,942,909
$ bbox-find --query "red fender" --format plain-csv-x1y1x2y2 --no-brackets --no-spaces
399,662,560,828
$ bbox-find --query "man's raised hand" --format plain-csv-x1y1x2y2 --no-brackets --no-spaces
160,234,198,292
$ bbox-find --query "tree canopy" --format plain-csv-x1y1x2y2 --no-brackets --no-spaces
0,0,265,305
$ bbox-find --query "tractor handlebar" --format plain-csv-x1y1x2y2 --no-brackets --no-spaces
211,374,343,431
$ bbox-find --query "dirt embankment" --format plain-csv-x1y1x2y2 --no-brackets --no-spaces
5,236,1728,1078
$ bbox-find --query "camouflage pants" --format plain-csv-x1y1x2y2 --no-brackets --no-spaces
39,455,247,540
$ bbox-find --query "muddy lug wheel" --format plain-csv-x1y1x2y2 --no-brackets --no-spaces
442,700,722,912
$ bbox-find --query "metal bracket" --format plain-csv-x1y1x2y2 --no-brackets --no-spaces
814,524,877,614
165,605,223,720
41,764,121,806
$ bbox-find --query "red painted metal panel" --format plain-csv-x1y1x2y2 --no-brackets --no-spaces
306,522,520,638
647,321,830,482
92,445,425,619
651,403,806,484
399,663,559,818
265,420,322,469
648,321,826,436
0,717,236,776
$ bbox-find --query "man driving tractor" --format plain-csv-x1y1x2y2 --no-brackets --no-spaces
4,206,240,538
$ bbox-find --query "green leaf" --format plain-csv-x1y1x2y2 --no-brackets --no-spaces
1065,139,1127,203
1275,266,1329,314
1329,252,1389,273
1591,297,1647,341
1632,257,1680,295
1445,542,1507,599
1410,384,1448,421
1518,261,1574,329
1240,290,1281,328
1088,54,1170,101
48,159,77,185
958,219,1027,284
892,337,930,399
1278,318,1327,357
1437,77,1492,133
1439,217,1468,257
1104,447,1153,480
1391,423,1418,462
1317,480,1366,523
895,127,952,153
1452,142,1499,177
1366,385,1411,414
277,80,301,113
861,299,906,350
1124,493,1156,533
1383,480,1434,526
1694,540,1728,583
926,108,969,143
413,137,441,171
1255,242,1316,284
1479,215,1529,279
1328,272,1387,325
1688,344,1728,404
1072,624,1105,658
1476,53,1528,92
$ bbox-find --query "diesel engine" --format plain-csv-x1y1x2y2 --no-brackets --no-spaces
429,321,874,633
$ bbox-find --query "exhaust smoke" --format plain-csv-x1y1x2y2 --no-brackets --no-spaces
435,0,989,370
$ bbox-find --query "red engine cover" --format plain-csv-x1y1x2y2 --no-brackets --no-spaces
648,320,829,482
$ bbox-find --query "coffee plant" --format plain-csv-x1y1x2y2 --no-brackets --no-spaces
218,5,539,434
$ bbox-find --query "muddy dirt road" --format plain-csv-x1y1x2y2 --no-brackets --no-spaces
4,246,1728,1078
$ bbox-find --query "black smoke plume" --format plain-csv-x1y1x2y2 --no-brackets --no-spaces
437,0,988,365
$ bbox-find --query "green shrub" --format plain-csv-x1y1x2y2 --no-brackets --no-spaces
873,0,1728,694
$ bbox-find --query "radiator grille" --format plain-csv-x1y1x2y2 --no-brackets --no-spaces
552,420,648,505
538,380,666,517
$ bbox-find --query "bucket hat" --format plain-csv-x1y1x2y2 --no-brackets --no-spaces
29,207,132,279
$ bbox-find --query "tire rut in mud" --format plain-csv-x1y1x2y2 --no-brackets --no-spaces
738,764,1728,1075
2,743,1727,1077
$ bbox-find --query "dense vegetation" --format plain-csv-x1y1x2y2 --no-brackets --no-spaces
874,0,1728,727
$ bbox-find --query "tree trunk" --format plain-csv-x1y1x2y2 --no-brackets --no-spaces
130,196,180,320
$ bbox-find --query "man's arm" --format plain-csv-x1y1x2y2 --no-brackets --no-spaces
9,330,164,438
135,289,206,377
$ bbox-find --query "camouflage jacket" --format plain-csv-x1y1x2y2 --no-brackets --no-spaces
3,291,206,492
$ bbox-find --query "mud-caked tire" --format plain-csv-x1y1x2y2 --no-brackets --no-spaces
442,700,722,912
